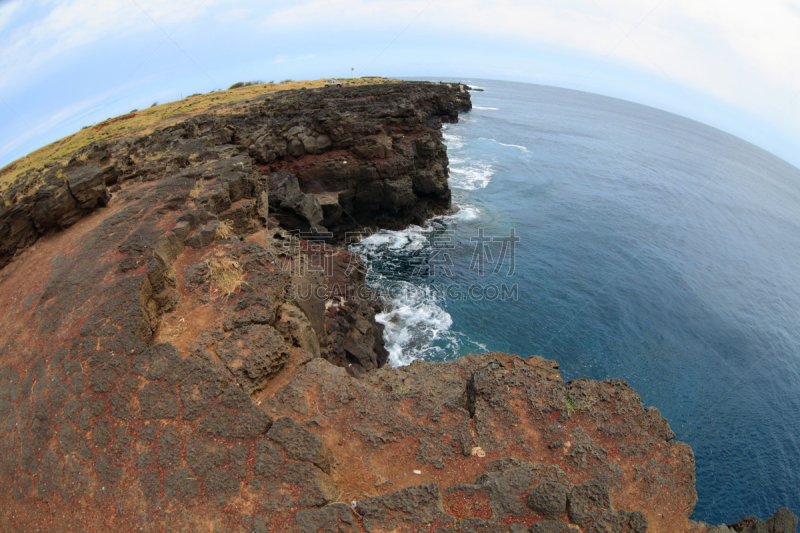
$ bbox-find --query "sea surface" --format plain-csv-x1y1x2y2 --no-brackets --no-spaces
350,79,800,524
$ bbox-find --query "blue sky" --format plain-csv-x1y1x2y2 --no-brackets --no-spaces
1,0,799,169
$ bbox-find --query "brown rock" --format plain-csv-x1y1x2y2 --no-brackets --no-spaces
65,164,110,208
216,324,289,394
568,481,611,527
528,482,570,520
357,483,454,532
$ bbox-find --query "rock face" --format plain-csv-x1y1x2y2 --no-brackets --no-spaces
723,508,799,533
0,81,471,269
0,80,795,532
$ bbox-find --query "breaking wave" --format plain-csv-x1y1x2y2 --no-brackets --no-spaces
449,162,494,190
498,142,529,152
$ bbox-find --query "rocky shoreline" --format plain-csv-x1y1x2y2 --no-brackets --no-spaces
0,80,795,532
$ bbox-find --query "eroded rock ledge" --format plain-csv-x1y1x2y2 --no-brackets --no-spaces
0,81,795,533
0,81,471,269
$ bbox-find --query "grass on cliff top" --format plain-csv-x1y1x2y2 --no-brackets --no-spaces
0,77,399,192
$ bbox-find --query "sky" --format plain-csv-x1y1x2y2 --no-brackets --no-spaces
1,0,799,169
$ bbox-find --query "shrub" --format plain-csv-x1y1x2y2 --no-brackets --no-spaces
150,102,158,107
231,80,265,89
279,79,293,84
565,395,577,415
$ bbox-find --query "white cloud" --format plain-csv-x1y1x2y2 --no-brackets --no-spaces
273,54,317,64
0,128,38,164
4,0,798,121
1,0,799,166
0,0,218,94
0,89,100,160
212,6,252,23
264,0,800,128
0,0,22,34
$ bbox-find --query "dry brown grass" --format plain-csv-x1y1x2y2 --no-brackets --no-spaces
215,220,234,240
0,77,400,191
206,256,244,298
188,181,202,199
157,313,187,340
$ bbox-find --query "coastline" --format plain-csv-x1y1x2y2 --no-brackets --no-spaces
0,79,795,532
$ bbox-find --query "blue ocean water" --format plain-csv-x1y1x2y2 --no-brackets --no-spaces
351,79,800,524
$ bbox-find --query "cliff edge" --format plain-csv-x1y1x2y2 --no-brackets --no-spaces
0,80,794,533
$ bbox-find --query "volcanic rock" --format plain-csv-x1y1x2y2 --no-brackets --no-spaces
0,79,794,533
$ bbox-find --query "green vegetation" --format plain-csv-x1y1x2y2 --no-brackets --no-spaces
565,395,577,415
229,80,265,89
394,383,411,394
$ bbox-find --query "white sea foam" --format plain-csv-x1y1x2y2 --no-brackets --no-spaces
473,106,499,111
358,233,394,247
436,204,481,222
361,225,429,251
443,132,464,149
451,205,481,221
353,228,459,366
375,282,454,366
348,129,490,365
449,162,494,190
499,142,529,152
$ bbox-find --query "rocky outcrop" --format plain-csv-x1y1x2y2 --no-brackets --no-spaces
252,351,700,532
0,80,465,378
296,238,389,375
714,508,799,533
0,81,471,269
0,80,795,533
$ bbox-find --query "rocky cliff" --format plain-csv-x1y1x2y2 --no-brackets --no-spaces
0,80,470,268
0,80,794,533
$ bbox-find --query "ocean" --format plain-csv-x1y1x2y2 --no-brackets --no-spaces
349,79,800,524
